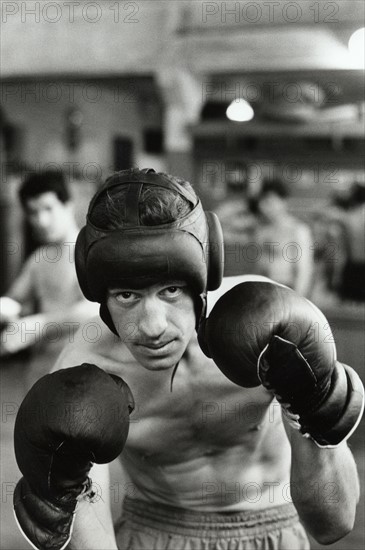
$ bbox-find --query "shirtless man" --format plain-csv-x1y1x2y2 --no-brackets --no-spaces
13,169,364,550
251,179,313,297
1,170,97,387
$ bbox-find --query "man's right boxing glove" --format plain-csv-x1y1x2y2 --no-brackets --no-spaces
198,280,364,448
13,363,134,550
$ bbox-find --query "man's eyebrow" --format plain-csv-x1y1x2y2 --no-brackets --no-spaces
107,282,187,294
108,288,132,292
108,287,145,295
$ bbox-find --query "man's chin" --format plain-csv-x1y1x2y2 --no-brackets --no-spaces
142,363,176,371
132,348,184,372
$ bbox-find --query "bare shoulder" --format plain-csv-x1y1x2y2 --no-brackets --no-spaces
52,315,132,374
207,275,275,314
296,220,312,241
287,216,312,238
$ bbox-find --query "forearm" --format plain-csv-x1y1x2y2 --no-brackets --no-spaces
68,462,118,549
68,499,118,550
293,270,312,298
293,231,314,297
41,300,99,328
293,256,313,297
2,301,99,353
285,421,359,544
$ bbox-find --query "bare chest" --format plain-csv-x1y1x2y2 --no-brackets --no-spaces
124,352,273,465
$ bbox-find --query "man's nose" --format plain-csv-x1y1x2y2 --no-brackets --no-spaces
138,298,168,339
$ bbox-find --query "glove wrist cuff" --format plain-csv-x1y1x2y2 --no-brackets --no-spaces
13,477,75,550
302,363,364,448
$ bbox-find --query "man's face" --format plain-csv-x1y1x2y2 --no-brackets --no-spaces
25,192,73,243
258,192,286,222
107,281,196,371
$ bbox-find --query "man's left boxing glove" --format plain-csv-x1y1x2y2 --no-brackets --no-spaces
13,363,134,550
198,280,364,448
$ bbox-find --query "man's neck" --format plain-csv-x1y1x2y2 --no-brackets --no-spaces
60,221,80,244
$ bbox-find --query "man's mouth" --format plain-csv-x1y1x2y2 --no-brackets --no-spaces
136,339,176,354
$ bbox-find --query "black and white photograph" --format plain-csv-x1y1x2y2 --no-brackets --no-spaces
1,1,364,549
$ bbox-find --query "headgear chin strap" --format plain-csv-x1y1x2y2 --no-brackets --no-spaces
75,168,224,335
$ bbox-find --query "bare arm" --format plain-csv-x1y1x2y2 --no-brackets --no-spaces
293,224,314,297
284,418,359,544
68,463,119,550
1,300,99,356
32,299,99,336
5,256,35,313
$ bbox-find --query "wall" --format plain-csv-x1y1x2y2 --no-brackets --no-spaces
1,79,146,177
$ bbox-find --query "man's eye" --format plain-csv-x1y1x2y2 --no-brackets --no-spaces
162,286,183,297
115,292,137,303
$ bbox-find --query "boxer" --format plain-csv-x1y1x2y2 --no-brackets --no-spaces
14,169,364,550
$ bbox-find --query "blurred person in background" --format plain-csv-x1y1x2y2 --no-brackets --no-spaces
309,212,347,306
313,182,365,304
214,169,257,277
249,179,314,297
0,170,98,389
337,182,365,302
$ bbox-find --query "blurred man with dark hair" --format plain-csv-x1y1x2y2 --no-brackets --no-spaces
0,170,97,388
250,179,313,296
18,170,73,245
18,170,71,207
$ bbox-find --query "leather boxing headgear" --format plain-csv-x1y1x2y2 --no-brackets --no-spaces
75,168,224,334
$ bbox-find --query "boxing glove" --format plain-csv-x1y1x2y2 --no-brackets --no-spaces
13,363,134,550
198,281,364,448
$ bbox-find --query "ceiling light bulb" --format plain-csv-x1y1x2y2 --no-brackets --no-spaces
348,28,365,68
226,99,254,122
